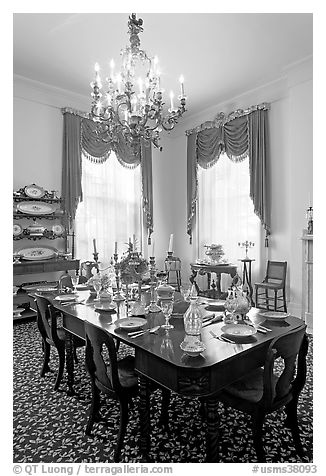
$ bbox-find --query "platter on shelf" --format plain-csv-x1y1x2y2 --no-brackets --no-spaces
16,201,57,215
18,246,58,261
13,224,23,237
24,184,45,199
52,224,65,236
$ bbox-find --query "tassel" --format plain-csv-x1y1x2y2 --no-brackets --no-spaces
190,235,192,245
265,234,269,247
148,236,151,245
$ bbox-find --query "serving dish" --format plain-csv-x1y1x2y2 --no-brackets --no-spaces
54,295,77,302
36,286,58,293
115,317,147,331
259,311,290,320
16,201,57,215
221,323,257,337
18,246,57,261
13,224,23,237
24,184,45,199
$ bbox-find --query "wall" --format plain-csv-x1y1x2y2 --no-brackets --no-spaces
13,57,313,316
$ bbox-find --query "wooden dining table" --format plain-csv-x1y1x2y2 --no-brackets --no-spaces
50,290,305,462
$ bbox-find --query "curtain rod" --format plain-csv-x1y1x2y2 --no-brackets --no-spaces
185,102,271,136
61,106,91,120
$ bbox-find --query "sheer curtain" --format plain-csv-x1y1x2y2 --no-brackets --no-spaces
75,152,142,266
197,153,262,289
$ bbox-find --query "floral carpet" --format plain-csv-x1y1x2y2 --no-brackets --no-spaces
13,320,313,463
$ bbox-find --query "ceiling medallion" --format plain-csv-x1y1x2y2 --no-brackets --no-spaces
89,13,187,156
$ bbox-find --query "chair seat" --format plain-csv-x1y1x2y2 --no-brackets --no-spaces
255,282,283,290
117,355,138,389
223,368,277,403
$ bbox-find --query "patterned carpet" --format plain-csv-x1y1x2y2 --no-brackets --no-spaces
13,320,313,463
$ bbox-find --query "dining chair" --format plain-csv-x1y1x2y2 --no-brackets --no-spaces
215,326,308,462
254,261,287,312
34,294,85,390
84,321,170,462
165,256,182,291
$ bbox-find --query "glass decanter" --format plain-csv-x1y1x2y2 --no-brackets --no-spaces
155,271,175,307
183,285,203,335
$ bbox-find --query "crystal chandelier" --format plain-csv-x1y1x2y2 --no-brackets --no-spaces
89,13,187,156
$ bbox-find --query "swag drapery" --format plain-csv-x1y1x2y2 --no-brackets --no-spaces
61,108,153,242
186,103,271,244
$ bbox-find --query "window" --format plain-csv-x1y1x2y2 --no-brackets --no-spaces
197,153,262,286
75,152,142,265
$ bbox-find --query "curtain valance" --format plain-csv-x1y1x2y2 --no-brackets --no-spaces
186,103,271,243
61,108,153,241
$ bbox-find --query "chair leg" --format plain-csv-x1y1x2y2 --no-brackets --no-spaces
115,339,120,353
85,383,101,436
285,399,304,458
114,398,129,462
158,388,170,429
265,289,269,310
252,411,266,462
73,344,79,364
283,288,287,312
40,340,51,377
54,346,65,390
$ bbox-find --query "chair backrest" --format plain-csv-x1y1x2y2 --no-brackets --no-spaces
84,321,122,396
265,261,287,285
261,326,308,408
34,294,60,345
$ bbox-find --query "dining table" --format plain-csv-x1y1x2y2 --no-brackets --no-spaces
49,290,305,462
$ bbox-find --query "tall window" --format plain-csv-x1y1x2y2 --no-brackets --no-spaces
197,153,261,286
75,152,142,265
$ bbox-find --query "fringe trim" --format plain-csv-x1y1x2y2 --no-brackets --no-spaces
81,147,111,164
227,150,248,163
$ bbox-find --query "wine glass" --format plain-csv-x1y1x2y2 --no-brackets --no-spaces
160,300,174,329
93,279,102,301
71,274,79,293
180,285,191,302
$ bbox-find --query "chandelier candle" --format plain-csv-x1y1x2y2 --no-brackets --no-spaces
89,13,187,156
168,234,174,253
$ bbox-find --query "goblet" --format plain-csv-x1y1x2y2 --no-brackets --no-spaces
71,275,79,293
180,284,191,302
160,300,174,329
93,279,102,301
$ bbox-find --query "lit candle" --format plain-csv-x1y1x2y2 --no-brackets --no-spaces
145,77,150,102
94,62,100,86
131,96,137,113
93,238,97,254
179,75,185,97
138,77,143,94
133,234,136,250
169,91,174,111
168,234,174,253
110,59,115,80
151,238,155,257
153,55,159,74
114,241,118,254
157,70,161,91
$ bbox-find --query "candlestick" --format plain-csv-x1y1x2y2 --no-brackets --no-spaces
93,238,97,254
133,234,136,251
151,238,155,257
146,256,162,313
169,91,174,111
179,75,185,97
112,252,125,302
168,234,174,253
114,241,118,254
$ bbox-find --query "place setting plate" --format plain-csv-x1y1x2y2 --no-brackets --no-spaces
54,294,78,303
221,324,257,337
259,311,290,321
115,317,147,331
94,303,116,313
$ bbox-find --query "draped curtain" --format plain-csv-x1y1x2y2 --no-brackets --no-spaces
61,109,154,241
186,104,271,243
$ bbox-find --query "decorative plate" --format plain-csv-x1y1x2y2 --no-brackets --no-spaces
115,317,147,331
180,340,206,357
52,224,65,236
16,201,56,215
54,295,77,302
13,224,23,237
24,184,45,199
94,304,116,312
221,324,257,337
19,246,57,261
259,311,290,320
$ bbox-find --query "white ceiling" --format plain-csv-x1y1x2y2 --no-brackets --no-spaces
13,13,313,116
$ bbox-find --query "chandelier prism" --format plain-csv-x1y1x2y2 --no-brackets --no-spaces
90,13,187,156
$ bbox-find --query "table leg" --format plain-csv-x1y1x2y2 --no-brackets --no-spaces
138,376,151,461
206,396,219,462
65,331,75,396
